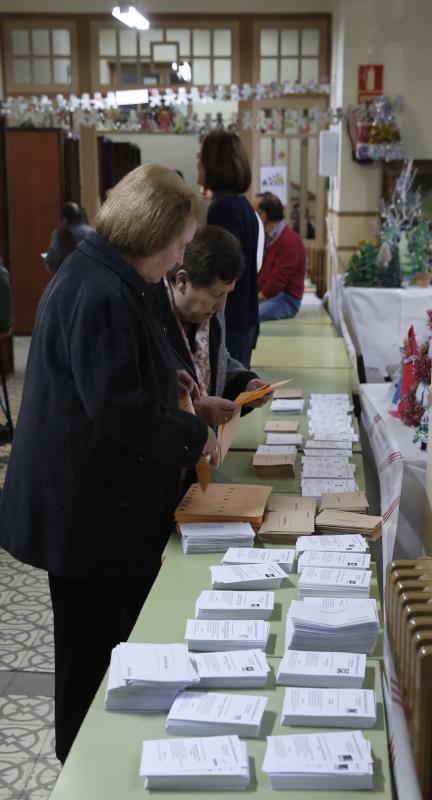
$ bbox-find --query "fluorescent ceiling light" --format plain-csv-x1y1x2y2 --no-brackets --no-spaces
112,5,150,30
115,89,149,105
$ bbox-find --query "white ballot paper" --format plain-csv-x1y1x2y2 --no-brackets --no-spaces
310,393,351,405
298,566,372,599
105,642,198,712
179,521,255,554
210,562,287,590
309,432,359,443
276,650,366,688
297,551,371,572
303,449,353,459
305,439,353,451
281,687,376,728
301,460,356,479
165,691,268,738
285,598,380,655
139,735,250,790
301,478,358,497
262,730,373,790
296,534,369,555
221,547,294,574
195,590,274,620
266,432,303,446
185,619,270,652
191,649,271,689
270,399,304,413
255,443,297,456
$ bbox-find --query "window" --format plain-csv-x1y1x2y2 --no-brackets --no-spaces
3,21,77,93
254,20,328,86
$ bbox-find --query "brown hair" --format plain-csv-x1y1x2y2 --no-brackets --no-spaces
95,163,203,258
167,225,244,288
199,130,252,194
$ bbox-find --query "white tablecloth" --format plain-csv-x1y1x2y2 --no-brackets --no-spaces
343,286,432,374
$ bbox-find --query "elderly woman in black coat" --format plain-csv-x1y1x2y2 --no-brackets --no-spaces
0,164,217,763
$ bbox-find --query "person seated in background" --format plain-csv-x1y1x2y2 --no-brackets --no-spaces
44,201,91,274
151,225,271,428
257,193,307,322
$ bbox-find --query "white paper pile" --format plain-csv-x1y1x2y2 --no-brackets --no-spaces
297,551,371,572
179,522,255,554
308,395,357,443
305,439,353,451
221,547,295,574
301,458,356,479
104,643,198,712
195,590,274,620
298,566,372,599
276,650,366,688
210,563,287,590
191,649,271,688
165,691,268,738
303,448,353,458
280,687,376,728
301,478,358,498
185,619,270,652
255,444,297,456
296,533,369,555
262,730,374,790
270,398,304,414
285,598,380,655
139,735,250,791
266,432,303,446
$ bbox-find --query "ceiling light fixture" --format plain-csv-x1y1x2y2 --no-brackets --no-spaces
171,60,192,82
112,5,150,30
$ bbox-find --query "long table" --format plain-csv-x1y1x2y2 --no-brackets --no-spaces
50,305,391,800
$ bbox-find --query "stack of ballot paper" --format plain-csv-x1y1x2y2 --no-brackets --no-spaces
264,420,299,433
276,650,366,688
266,432,303,447
210,563,287,590
315,509,382,540
301,457,356,479
285,598,380,654
298,567,372,599
270,398,304,414
303,448,353,458
191,649,271,688
185,619,270,651
301,477,358,497
139,735,250,791
258,495,316,543
296,533,369,555
179,522,255,554
297,550,371,572
253,444,297,477
105,643,198,712
280,687,376,728
221,547,294,574
319,490,369,513
165,691,268,738
273,387,302,400
262,730,374,790
195,590,274,620
305,439,353,452
175,483,272,531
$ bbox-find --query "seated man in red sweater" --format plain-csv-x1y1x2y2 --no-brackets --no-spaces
257,193,307,321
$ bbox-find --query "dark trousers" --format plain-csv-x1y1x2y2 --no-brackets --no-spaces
226,325,258,369
48,569,159,764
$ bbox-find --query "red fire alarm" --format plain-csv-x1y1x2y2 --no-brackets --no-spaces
358,65,383,103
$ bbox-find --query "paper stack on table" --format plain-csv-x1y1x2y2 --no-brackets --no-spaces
319,490,369,513
307,394,357,442
210,562,287,590
175,483,272,531
253,444,297,477
297,550,371,572
305,439,353,451
267,494,316,515
285,598,380,654
315,509,382,540
301,478,358,498
303,448,353,458
280,686,376,728
185,619,270,651
276,650,366,688
179,521,255,554
266,432,303,446
273,387,302,399
301,457,356,479
191,649,271,689
270,398,304,414
221,547,295,574
195,590,275,620
298,566,372,599
264,419,299,433
139,735,250,791
105,642,198,712
165,691,268,738
262,730,374,790
296,533,369,555
258,509,315,543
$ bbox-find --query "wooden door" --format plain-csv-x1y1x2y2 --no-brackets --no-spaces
7,129,63,334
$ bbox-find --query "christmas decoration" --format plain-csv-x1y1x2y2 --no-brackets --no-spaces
390,312,432,448
345,241,378,287
347,95,404,163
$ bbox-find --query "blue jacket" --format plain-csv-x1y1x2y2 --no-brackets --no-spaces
0,232,207,581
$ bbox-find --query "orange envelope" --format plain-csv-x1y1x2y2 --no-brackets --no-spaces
234,378,292,407
178,392,211,492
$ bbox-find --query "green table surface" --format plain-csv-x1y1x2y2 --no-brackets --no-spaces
213,451,365,495
259,322,338,338
288,304,332,324
50,656,390,800
252,337,351,370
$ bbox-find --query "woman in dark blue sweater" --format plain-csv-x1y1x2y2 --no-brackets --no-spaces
198,130,259,368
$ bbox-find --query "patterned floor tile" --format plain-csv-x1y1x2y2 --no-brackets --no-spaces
0,754,34,800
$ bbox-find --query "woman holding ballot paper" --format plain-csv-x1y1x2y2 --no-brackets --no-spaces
0,164,219,764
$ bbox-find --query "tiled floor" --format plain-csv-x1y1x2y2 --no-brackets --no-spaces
0,338,60,799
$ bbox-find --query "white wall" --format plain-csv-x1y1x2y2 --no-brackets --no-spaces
101,132,199,189
0,0,334,11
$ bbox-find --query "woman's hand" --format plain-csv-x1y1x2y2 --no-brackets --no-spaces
203,425,220,465
177,370,201,402
193,396,240,428
245,377,273,408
